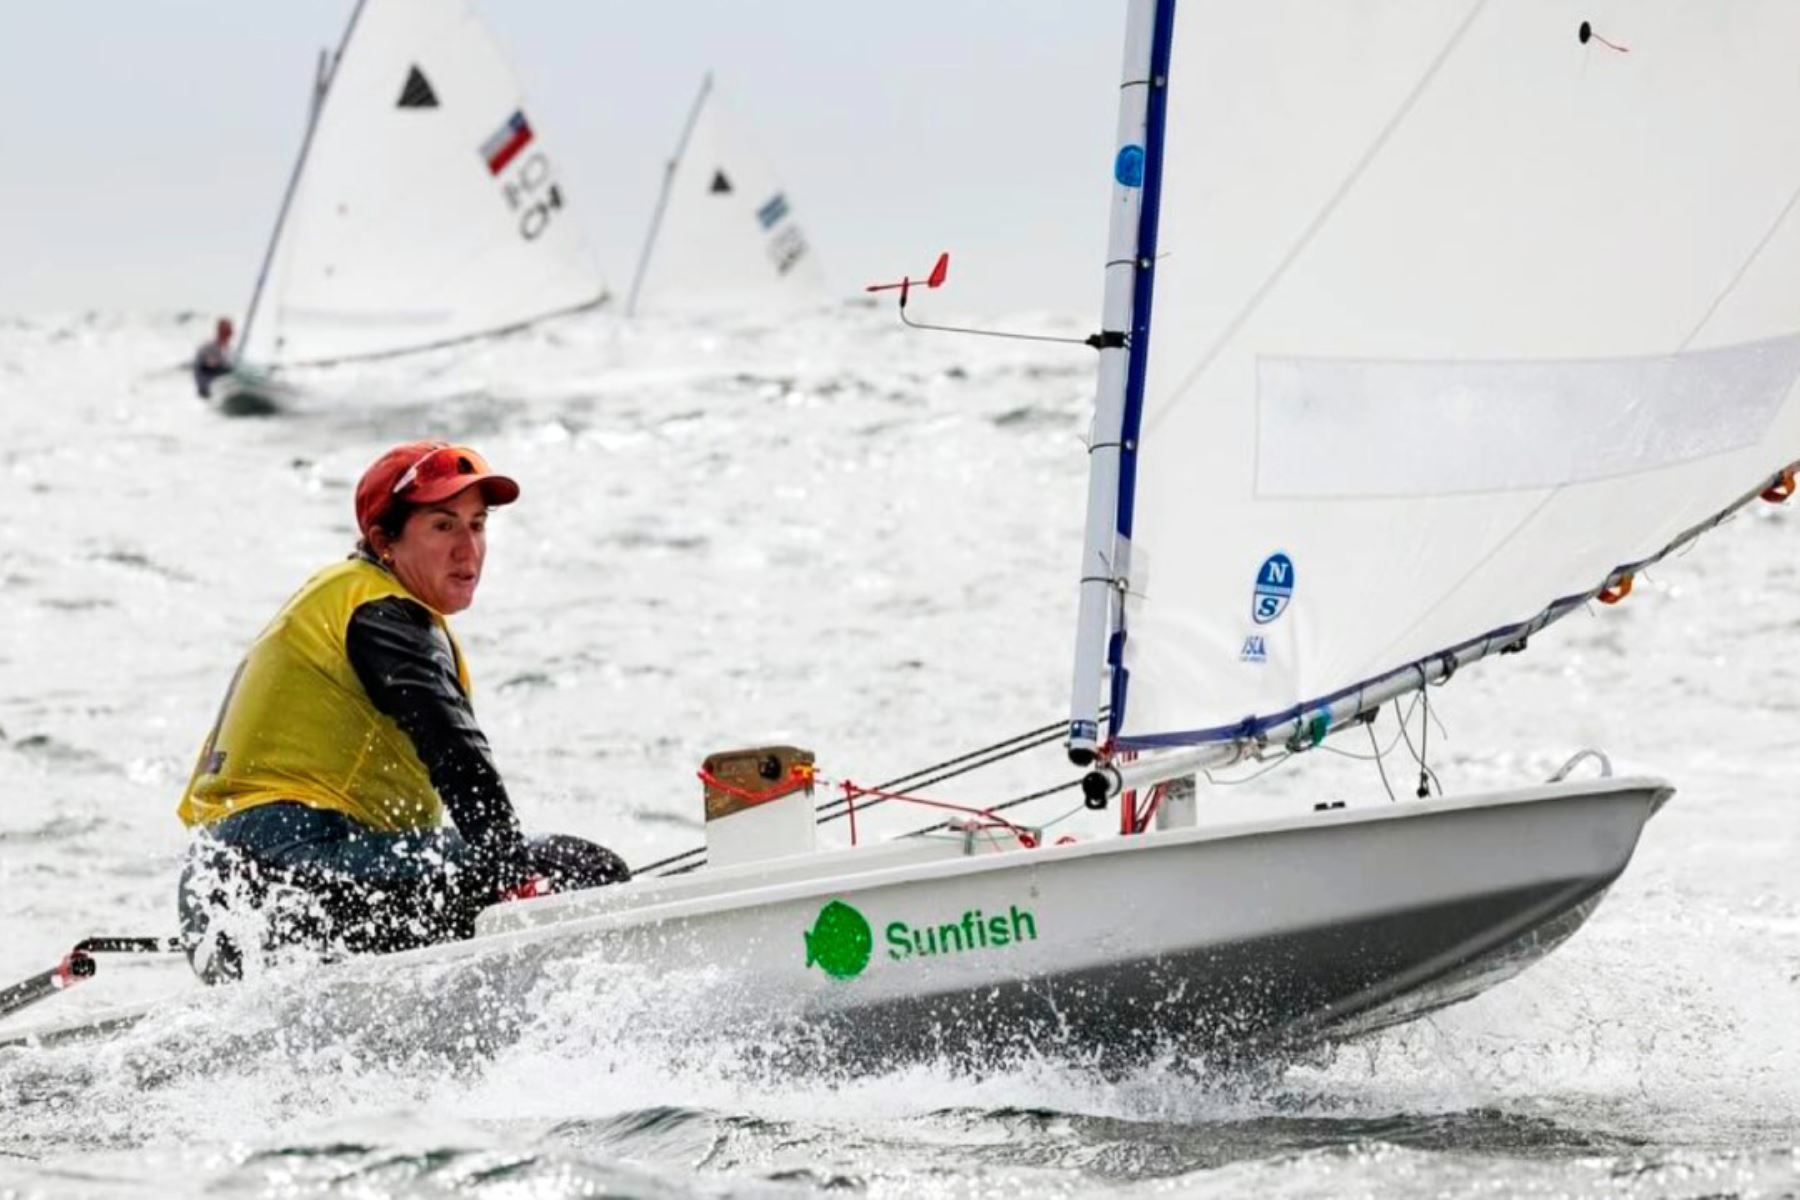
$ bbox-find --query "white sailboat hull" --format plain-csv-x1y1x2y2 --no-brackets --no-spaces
0,777,1665,1062
471,775,1669,1062
211,368,300,417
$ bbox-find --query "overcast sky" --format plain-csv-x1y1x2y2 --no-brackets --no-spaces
0,1,1126,320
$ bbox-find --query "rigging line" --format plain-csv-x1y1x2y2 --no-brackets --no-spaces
636,848,704,875
1146,0,1492,441
1396,691,1443,797
645,736,1068,874
898,308,1098,347
900,778,1086,839
811,719,1076,819
825,781,1040,843
1421,675,1450,740
1036,799,1091,831
1679,173,1800,353
1360,485,1565,690
637,716,1086,875
1418,678,1432,797
1369,713,1399,803
814,729,1070,826
1203,752,1295,788
1320,703,1412,762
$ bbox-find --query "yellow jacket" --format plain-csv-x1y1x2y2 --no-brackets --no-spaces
178,558,471,832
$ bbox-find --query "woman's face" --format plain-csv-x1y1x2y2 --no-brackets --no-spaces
383,488,489,614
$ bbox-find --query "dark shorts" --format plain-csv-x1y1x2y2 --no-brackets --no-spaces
178,802,627,983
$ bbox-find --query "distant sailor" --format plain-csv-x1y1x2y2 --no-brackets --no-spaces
175,440,628,981
192,317,234,399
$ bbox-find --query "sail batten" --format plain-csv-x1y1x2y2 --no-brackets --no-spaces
1256,337,1800,499
1078,0,1800,754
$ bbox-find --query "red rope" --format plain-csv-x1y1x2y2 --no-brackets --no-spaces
832,779,1039,849
1133,783,1166,834
696,764,815,807
698,763,1042,852
1108,744,1138,836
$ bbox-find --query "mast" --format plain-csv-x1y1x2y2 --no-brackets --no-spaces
625,71,715,317
237,0,369,365
1067,0,1178,764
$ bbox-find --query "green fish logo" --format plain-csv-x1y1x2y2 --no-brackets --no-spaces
803,899,873,980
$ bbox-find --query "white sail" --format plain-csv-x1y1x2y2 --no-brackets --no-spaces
1081,0,1800,752
240,0,607,368
627,74,827,316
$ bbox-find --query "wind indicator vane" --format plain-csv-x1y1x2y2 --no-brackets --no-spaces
865,251,951,309
866,251,1118,349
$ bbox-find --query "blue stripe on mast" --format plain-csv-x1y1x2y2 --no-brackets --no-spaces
1107,0,1180,731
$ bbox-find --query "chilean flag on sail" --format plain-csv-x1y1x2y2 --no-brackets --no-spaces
480,110,534,175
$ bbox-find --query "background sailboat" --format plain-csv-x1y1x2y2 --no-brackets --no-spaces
626,73,828,317
235,0,607,375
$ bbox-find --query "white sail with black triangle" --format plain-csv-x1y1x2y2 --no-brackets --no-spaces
238,0,607,368
1069,0,1800,776
626,73,827,316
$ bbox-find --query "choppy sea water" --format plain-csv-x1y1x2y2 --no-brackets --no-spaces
0,307,1796,1198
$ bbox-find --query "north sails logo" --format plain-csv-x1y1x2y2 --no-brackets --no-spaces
1252,552,1295,625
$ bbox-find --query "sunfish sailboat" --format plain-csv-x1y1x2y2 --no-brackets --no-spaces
220,0,607,410
393,0,1800,1057
12,0,1800,1061
625,73,828,317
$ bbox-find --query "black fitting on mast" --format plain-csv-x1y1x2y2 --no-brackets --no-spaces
1081,765,1117,809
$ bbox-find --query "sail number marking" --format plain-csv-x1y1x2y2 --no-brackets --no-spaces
496,151,564,241
767,224,809,275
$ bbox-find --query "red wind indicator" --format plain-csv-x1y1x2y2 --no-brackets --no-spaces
866,252,951,306
865,250,1096,347
926,251,949,288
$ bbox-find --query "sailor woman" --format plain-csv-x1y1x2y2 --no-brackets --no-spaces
176,440,626,981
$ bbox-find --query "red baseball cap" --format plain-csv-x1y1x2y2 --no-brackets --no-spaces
355,440,521,538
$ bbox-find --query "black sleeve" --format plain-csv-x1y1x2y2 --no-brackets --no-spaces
346,596,529,889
